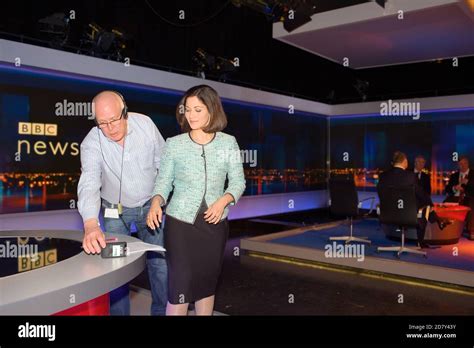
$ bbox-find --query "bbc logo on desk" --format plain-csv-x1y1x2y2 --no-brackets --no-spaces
18,249,57,272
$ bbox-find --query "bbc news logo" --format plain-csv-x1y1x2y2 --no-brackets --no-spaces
16,122,79,157
18,122,57,136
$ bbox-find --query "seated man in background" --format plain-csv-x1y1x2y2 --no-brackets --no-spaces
378,151,446,248
445,155,474,240
413,155,431,196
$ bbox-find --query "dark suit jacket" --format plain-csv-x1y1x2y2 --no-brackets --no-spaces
445,169,474,201
377,167,433,209
413,170,431,196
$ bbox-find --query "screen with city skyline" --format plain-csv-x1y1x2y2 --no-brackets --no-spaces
330,110,474,195
0,65,327,214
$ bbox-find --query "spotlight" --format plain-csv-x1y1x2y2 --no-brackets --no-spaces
234,0,385,33
215,57,237,74
78,23,129,61
192,48,215,79
231,0,275,20
37,13,70,48
231,0,318,32
281,1,315,33
192,48,237,80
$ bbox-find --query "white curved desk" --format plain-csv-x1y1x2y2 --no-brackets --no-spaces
0,230,146,315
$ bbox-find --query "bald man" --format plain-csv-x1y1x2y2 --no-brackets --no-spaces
77,91,168,315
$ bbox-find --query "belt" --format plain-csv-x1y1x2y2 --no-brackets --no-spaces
101,198,152,209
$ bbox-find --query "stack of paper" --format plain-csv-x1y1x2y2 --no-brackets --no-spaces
126,241,166,255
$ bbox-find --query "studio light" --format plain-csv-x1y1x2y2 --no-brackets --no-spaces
233,0,386,33
192,48,237,80
78,23,129,61
37,12,70,48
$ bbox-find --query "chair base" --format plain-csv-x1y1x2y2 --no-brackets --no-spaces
329,217,371,244
377,226,427,258
330,236,371,244
377,245,427,258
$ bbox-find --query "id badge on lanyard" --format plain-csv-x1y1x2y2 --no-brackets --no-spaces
104,203,123,219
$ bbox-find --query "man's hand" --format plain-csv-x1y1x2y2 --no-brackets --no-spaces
83,219,106,254
147,195,163,230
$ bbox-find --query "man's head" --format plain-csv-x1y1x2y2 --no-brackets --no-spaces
392,151,408,170
414,155,426,172
93,91,128,143
458,155,470,172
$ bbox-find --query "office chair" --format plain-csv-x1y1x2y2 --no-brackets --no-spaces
328,176,375,244
377,184,428,258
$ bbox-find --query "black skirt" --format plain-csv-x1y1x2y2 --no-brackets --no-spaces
163,200,229,304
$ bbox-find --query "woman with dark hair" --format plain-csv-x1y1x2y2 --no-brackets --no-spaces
147,85,246,315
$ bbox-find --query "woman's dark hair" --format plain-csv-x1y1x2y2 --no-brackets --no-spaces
176,85,227,133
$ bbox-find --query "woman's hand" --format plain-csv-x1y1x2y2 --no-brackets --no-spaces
147,196,163,230
204,198,227,224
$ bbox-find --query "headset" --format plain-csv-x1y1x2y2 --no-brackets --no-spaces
94,90,129,127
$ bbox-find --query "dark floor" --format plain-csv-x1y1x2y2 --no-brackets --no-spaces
132,209,474,315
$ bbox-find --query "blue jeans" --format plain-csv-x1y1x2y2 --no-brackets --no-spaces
102,199,168,316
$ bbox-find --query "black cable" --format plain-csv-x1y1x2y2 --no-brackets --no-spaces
144,0,232,27
119,215,131,233
118,134,126,209
97,126,131,233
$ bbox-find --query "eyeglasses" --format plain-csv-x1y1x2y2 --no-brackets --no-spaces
96,113,124,129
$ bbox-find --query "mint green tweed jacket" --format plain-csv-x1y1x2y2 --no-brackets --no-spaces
152,132,246,224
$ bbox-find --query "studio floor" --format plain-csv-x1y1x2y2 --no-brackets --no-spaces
131,209,474,316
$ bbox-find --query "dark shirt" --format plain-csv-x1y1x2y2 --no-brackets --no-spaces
413,170,431,196
445,169,474,199
378,166,433,209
